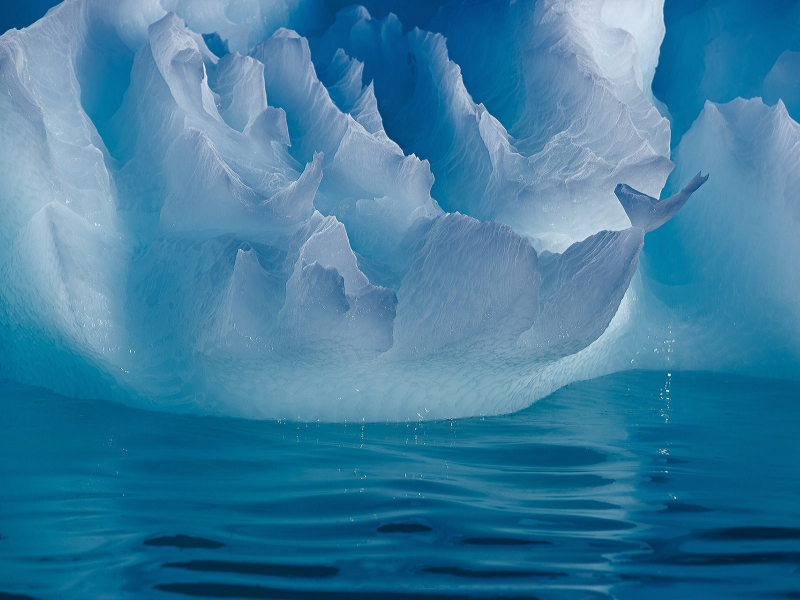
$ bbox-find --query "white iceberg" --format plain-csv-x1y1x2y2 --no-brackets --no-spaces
0,0,793,420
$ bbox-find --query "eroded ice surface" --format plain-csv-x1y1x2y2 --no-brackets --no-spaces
0,0,796,420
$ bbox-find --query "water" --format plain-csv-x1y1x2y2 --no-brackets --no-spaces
1,371,799,599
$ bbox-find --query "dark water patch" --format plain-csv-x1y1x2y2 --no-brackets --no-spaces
468,444,607,468
530,499,620,511
462,537,548,546
520,515,636,532
424,566,565,579
154,582,540,599
646,475,671,484
702,527,800,541
377,523,432,534
144,535,225,549
615,571,723,585
587,539,646,553
0,593,37,600
657,551,800,567
37,556,84,563
383,477,483,500
164,560,338,579
508,473,614,489
659,502,713,514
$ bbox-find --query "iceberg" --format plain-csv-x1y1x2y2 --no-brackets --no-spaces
0,0,796,420
639,98,800,378
654,0,800,143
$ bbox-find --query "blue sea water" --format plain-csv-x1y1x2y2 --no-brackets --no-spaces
1,371,798,599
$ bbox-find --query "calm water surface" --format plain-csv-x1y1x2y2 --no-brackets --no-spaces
1,371,799,599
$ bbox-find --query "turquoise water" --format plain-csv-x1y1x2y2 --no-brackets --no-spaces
1,371,799,599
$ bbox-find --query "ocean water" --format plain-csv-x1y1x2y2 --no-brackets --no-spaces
1,371,799,600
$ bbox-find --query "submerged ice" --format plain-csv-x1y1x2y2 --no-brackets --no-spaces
0,0,795,420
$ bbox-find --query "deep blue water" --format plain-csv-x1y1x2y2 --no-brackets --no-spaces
1,371,799,599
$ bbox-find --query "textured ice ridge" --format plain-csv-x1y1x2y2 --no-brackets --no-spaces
0,0,793,420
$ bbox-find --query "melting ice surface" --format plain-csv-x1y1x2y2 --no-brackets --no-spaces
0,0,798,421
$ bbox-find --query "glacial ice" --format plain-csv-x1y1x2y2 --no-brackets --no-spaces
654,0,800,143
0,0,797,420
615,171,708,233
639,98,800,378
306,1,673,252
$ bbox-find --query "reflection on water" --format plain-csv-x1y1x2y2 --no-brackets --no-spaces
1,371,799,599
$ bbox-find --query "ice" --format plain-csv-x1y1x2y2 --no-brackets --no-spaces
653,0,800,143
615,171,708,232
251,27,441,264
278,214,396,353
160,131,321,232
308,2,672,252
392,213,540,357
764,51,800,118
520,228,644,357
0,0,797,420
216,248,284,347
598,0,665,103
639,99,800,378
211,53,271,133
